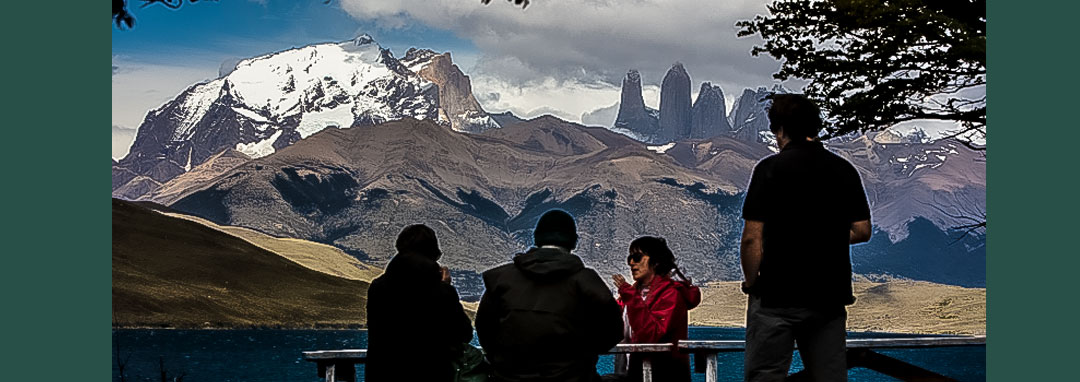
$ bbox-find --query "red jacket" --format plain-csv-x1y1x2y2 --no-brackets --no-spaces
617,274,701,381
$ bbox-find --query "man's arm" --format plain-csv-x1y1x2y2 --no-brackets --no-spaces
849,219,871,244
475,272,501,353
740,220,764,288
581,270,625,352
438,283,474,344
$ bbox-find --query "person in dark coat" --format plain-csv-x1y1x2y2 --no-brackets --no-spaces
365,224,474,382
612,236,701,382
476,209,624,382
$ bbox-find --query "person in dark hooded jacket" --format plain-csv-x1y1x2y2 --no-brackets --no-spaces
476,209,624,382
612,236,701,382
366,224,473,382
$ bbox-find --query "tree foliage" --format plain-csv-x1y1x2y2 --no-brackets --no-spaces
114,0,221,29
738,0,986,140
115,0,526,30
481,0,531,9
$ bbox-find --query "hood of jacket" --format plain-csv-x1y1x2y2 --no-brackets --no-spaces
671,277,702,310
637,274,701,309
382,251,442,284
512,246,585,281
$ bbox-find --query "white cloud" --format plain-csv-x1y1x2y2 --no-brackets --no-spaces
581,102,619,127
471,72,661,123
112,125,137,160
340,0,792,123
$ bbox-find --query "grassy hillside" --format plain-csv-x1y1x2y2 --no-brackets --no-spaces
162,212,383,282
112,199,370,328
115,199,982,333
689,281,985,335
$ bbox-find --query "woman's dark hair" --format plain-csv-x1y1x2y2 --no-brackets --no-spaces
629,236,677,276
765,93,823,140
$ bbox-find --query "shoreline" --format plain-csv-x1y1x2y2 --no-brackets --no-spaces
111,324,982,336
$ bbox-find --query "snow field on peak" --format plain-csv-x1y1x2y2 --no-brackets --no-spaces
235,130,283,159
232,107,269,123
297,105,357,139
227,43,392,121
171,79,225,141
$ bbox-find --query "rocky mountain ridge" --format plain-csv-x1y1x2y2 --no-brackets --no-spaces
403,48,500,133
611,63,790,145
159,116,985,295
113,35,497,201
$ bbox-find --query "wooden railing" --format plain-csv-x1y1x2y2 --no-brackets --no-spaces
303,335,985,382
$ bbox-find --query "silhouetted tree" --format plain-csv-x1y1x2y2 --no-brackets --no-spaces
738,0,985,142
114,0,218,29
115,0,529,30
482,0,531,9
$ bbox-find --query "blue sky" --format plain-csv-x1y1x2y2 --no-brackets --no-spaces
112,1,478,66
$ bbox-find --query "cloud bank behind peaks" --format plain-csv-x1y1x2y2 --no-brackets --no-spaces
339,0,784,123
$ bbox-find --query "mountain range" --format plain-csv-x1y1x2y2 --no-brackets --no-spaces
113,35,498,201
113,36,986,298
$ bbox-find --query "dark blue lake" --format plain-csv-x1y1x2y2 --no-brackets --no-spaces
112,328,984,382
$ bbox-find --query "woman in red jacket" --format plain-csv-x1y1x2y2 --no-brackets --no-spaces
612,236,701,382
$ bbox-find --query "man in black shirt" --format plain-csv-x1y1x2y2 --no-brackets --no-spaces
740,94,872,382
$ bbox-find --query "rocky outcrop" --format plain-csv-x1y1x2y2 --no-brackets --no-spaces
689,82,730,139
659,63,692,141
405,48,499,133
730,86,780,143
613,70,661,142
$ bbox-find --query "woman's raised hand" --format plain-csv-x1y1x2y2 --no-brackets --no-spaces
612,274,629,289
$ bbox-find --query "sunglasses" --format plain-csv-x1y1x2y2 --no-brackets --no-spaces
627,252,646,264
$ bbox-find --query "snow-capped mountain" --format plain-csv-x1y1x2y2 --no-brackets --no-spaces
113,35,495,199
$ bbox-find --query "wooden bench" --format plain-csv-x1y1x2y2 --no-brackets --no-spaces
303,335,986,382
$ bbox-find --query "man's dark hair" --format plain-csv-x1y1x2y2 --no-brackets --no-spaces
534,209,578,250
766,93,823,140
395,224,442,261
629,236,676,276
